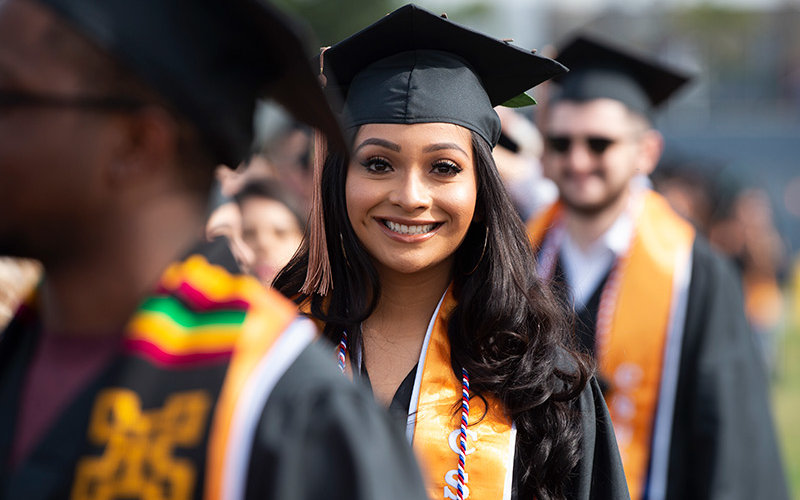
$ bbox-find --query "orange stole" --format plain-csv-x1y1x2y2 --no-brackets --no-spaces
204,277,299,499
528,192,694,500
527,201,562,250
412,289,516,500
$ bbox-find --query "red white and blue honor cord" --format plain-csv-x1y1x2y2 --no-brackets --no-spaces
337,333,471,500
457,367,470,500
337,331,348,373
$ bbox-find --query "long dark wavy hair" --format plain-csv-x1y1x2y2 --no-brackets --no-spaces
275,129,591,500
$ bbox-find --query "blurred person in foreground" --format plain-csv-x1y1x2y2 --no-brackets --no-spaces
528,35,788,500
235,179,305,287
0,0,428,498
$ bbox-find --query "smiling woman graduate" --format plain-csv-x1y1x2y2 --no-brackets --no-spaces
275,5,629,500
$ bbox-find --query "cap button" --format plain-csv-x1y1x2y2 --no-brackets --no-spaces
440,12,448,18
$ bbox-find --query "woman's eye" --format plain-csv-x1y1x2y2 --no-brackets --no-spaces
431,161,462,177
361,157,393,173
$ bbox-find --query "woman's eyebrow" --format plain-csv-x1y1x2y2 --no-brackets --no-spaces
423,142,469,156
353,137,401,153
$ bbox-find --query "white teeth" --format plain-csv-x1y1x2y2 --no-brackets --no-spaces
384,220,437,235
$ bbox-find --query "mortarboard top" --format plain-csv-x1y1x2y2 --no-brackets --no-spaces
320,3,567,148
37,0,346,167
552,34,691,117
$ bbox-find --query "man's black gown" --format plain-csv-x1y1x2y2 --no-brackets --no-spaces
553,236,788,500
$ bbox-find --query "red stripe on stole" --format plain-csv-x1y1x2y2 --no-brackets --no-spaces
122,338,233,368
156,281,251,312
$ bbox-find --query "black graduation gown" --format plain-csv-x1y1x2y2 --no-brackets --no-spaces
367,366,630,499
555,236,788,500
0,239,428,500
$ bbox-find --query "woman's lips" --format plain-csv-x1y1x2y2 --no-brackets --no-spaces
376,217,443,242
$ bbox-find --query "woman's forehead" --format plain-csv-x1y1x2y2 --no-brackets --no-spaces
353,122,472,145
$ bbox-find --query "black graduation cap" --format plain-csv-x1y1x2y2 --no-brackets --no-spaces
320,3,567,148
553,35,691,117
37,0,346,166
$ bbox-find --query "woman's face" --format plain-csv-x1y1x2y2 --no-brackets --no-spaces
239,197,304,285
346,122,477,277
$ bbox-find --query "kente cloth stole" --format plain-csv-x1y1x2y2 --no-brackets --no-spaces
66,254,308,500
409,288,516,500
528,191,695,500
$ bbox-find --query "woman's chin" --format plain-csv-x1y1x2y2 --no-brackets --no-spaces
372,255,455,279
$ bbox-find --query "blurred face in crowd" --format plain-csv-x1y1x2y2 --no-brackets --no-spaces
239,196,303,285
206,201,255,273
345,122,477,278
542,98,661,216
0,0,125,259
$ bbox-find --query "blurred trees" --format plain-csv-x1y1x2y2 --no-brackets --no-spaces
275,0,399,46
276,0,490,47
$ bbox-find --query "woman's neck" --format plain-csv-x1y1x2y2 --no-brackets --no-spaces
370,262,451,333
361,261,452,406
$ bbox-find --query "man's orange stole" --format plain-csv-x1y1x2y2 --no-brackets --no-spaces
529,191,695,499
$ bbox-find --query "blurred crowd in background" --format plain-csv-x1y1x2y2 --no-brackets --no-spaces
1,0,799,490
1,3,797,354
4,86,795,373
6,0,796,349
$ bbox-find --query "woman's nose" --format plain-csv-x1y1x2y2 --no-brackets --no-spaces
388,170,431,211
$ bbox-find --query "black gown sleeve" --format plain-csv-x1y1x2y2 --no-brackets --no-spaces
666,238,788,500
567,376,631,500
244,340,429,500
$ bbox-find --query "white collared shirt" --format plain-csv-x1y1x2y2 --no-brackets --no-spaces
559,211,634,309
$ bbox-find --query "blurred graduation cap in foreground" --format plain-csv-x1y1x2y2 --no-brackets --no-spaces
320,3,567,148
38,0,346,166
552,34,691,118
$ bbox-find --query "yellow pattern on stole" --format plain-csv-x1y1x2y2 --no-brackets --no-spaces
71,389,211,500
412,289,515,500
70,256,300,500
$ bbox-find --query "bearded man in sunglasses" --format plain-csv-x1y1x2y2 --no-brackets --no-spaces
529,35,787,500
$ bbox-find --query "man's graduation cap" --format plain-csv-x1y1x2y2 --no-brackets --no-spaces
37,0,346,166
301,3,566,295
320,3,567,148
552,35,691,117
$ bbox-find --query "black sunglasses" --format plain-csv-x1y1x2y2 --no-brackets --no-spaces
0,89,147,113
545,135,617,155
